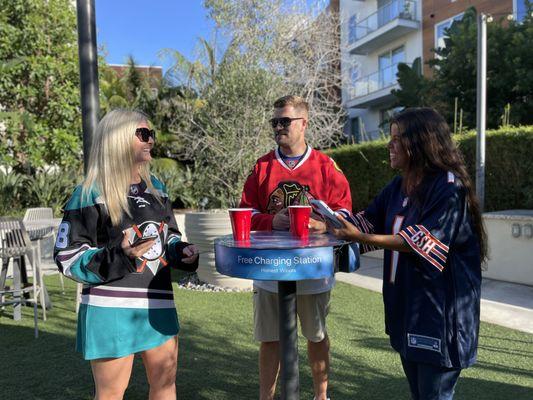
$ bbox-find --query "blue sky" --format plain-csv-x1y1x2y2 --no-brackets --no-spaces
95,1,214,72
95,1,327,74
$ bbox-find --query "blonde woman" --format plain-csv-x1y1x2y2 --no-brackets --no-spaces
54,109,199,399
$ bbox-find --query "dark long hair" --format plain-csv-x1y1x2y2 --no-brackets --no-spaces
390,107,487,263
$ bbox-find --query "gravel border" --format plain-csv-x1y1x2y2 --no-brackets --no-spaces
177,273,252,292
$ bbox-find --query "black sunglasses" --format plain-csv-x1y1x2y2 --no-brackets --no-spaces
269,117,304,129
135,127,156,142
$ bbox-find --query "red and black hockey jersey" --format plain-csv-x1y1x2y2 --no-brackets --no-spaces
240,145,353,230
239,145,353,294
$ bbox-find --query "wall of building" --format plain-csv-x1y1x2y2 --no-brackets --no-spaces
340,0,423,141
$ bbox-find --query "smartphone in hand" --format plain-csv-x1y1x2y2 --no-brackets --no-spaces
131,235,157,247
310,199,343,228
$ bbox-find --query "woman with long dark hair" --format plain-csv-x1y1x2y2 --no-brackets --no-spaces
329,107,486,399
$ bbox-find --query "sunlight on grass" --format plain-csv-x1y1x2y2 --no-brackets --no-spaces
1,276,532,399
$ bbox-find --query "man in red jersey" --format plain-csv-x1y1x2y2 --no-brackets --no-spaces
240,95,353,400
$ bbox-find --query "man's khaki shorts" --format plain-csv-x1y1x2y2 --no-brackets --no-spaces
253,287,331,343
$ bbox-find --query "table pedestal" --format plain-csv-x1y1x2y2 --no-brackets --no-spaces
279,281,299,399
215,231,356,400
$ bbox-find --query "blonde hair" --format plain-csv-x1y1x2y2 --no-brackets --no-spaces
273,95,309,116
83,109,159,226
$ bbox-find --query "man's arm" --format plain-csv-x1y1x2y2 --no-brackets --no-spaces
325,158,353,219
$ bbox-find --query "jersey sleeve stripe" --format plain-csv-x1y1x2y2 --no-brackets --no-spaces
56,246,104,284
417,225,450,252
353,211,374,234
167,234,182,244
336,208,352,219
398,230,445,272
350,211,379,253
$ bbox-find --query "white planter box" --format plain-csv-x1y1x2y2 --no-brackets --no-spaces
483,210,533,286
181,210,252,290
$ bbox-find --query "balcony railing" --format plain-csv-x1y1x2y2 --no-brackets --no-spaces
349,0,417,44
346,62,410,101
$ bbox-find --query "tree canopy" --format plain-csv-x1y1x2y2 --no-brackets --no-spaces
392,6,533,129
0,0,82,171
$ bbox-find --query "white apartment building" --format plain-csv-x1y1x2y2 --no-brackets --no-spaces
340,0,423,141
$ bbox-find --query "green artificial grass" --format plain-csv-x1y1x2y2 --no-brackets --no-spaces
1,276,532,399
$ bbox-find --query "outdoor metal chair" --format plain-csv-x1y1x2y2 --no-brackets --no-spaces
23,207,64,307
0,217,40,338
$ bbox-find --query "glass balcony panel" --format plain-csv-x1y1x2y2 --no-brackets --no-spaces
347,62,411,101
348,0,417,44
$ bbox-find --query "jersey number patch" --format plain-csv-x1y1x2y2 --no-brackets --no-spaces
55,222,70,249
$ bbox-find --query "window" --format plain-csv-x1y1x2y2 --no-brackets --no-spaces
350,117,361,143
378,46,405,88
379,107,403,134
349,64,360,83
435,13,464,50
348,15,357,43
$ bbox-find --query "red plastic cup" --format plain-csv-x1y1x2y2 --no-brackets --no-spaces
229,208,252,241
289,205,312,238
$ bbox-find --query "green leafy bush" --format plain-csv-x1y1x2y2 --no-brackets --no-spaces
150,159,197,209
327,126,533,212
0,170,28,216
0,167,81,216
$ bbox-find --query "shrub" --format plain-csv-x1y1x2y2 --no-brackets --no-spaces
150,159,197,209
0,167,81,216
327,126,533,212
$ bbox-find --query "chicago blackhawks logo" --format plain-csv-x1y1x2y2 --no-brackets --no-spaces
266,181,315,214
126,221,168,275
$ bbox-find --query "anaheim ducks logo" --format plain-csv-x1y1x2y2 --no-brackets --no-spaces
266,181,315,214
126,221,168,275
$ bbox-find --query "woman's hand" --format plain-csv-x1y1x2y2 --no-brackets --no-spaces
121,233,155,259
309,217,327,234
181,244,199,264
327,214,362,241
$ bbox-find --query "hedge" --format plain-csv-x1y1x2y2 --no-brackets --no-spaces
327,126,533,212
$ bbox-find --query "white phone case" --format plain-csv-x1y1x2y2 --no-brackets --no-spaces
310,199,342,228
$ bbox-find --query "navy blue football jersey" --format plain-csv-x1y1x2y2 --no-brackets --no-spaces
352,171,481,368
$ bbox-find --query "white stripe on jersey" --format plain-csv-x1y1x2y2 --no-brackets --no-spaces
274,145,312,171
88,286,174,294
57,244,99,278
81,294,175,309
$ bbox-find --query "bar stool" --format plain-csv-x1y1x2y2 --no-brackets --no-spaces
0,217,40,338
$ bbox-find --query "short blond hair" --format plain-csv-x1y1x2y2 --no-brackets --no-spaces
273,95,309,115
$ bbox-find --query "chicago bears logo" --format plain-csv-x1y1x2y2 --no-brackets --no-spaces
266,181,314,214
125,221,168,275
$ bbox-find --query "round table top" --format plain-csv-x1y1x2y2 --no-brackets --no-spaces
214,231,348,250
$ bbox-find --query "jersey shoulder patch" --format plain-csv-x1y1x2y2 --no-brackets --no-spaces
329,157,344,174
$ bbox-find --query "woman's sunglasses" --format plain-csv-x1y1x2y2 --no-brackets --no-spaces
135,127,156,142
269,117,304,129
